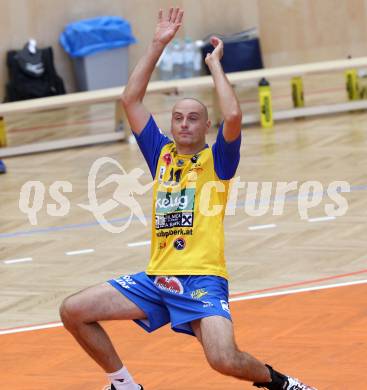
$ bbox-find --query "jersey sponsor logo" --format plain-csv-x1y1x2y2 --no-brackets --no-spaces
190,154,199,163
188,162,203,176
191,288,208,299
162,153,172,166
181,212,193,226
173,237,186,250
159,241,167,249
155,189,195,230
154,276,184,294
220,300,230,313
155,212,194,229
115,275,136,289
156,227,192,238
188,167,203,176
202,301,214,308
158,166,166,183
155,188,195,214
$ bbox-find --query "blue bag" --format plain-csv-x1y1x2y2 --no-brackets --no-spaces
60,16,136,58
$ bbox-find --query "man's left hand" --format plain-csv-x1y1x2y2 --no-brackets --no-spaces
205,36,224,66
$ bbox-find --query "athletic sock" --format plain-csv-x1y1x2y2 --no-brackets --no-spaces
253,364,287,389
107,366,140,390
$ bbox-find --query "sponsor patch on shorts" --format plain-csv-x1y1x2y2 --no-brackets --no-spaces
220,300,230,313
115,275,136,289
202,301,214,308
154,276,184,294
191,288,208,299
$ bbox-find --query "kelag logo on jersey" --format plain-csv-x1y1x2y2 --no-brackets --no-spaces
155,188,195,230
155,188,195,214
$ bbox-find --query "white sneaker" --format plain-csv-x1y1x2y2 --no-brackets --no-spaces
253,365,317,390
102,385,144,390
284,376,317,390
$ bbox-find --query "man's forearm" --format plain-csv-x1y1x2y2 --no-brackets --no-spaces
122,40,166,104
207,60,242,122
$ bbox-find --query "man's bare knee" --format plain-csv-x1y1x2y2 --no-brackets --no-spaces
60,283,146,330
59,295,85,329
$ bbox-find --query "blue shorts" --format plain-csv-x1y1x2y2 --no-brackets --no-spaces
108,272,232,336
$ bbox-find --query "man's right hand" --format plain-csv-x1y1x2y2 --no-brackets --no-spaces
154,7,184,46
121,7,184,135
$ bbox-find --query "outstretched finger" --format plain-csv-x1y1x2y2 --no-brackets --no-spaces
158,9,163,23
170,7,179,22
167,7,174,22
176,9,184,24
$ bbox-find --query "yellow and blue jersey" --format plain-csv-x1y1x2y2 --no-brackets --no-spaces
134,115,241,279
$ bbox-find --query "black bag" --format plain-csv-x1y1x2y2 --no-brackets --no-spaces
4,44,66,102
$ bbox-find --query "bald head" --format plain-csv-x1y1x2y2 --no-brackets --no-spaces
170,97,211,153
173,98,208,120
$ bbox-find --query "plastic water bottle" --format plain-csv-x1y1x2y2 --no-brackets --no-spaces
258,78,273,128
158,44,173,80
172,39,184,79
193,40,204,77
183,37,195,78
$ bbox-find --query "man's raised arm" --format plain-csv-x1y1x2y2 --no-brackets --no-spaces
121,8,184,135
205,37,242,142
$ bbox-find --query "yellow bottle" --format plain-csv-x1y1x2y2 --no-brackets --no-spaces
345,56,359,101
258,78,273,128
0,117,7,147
358,69,367,99
291,76,304,107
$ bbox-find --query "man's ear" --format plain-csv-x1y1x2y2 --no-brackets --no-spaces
206,120,211,133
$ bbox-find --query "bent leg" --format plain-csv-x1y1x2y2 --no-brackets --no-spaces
191,316,271,383
60,282,146,372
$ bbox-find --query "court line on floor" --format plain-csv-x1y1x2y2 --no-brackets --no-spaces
308,216,336,223
66,249,95,256
0,215,147,239
230,267,367,298
1,275,366,336
3,257,33,265
128,241,151,248
230,279,367,302
248,224,277,231
0,322,64,335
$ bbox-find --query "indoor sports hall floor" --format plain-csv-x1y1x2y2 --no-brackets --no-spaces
1,74,366,389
